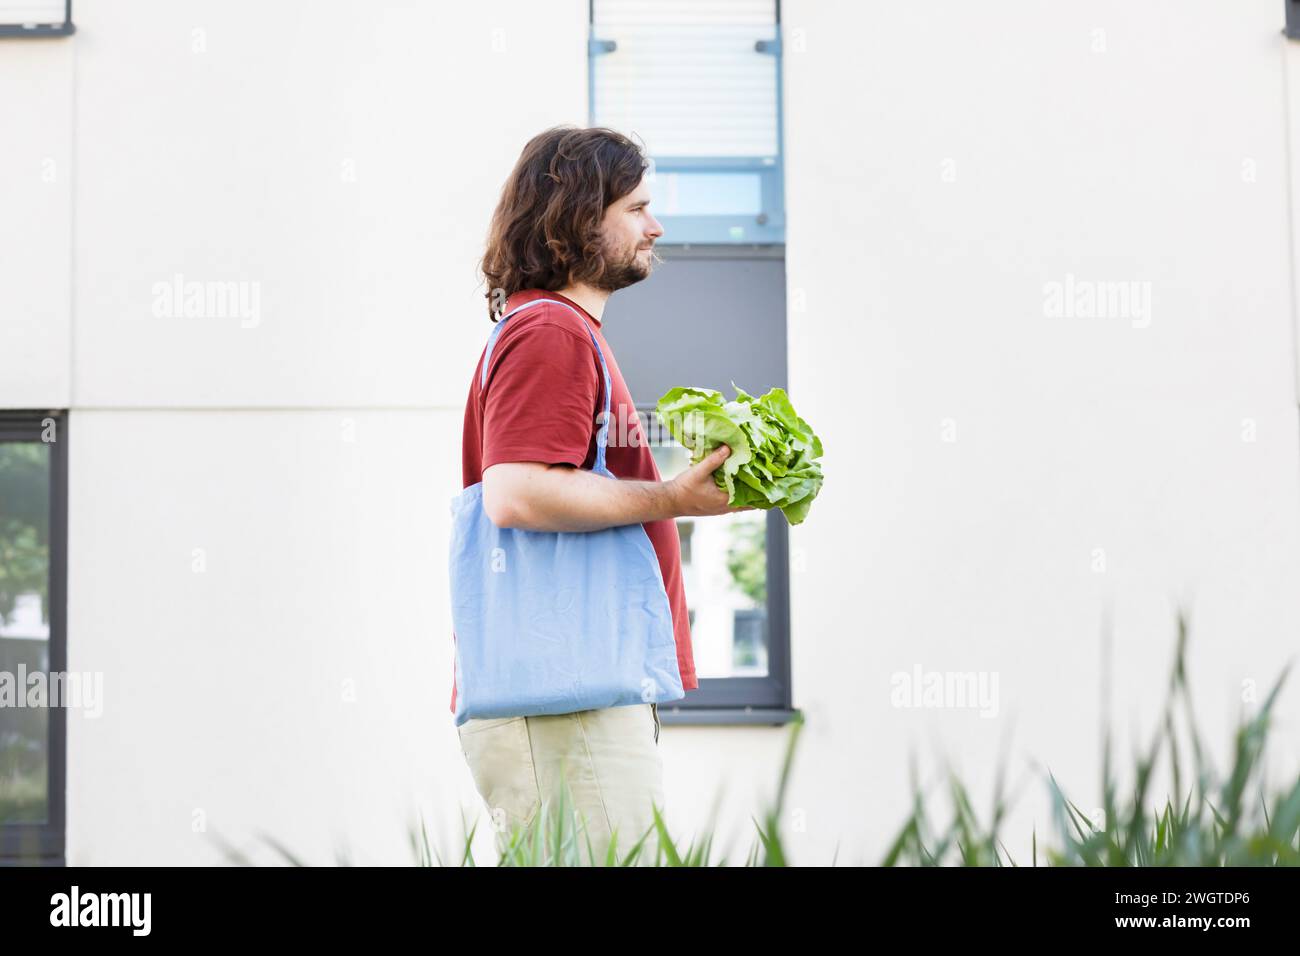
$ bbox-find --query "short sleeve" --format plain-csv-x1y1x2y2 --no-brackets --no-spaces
481,322,602,470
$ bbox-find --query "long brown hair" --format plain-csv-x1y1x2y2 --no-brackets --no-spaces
479,126,650,320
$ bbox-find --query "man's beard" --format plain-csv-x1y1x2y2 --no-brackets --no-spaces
592,239,656,292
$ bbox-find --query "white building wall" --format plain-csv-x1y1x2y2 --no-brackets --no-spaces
56,0,596,865
780,0,1300,862
0,36,72,406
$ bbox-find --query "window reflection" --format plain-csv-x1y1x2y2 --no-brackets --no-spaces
0,440,51,826
650,438,768,678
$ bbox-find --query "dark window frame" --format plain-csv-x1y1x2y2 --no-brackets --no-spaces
0,410,68,866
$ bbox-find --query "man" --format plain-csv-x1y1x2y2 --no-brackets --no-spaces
452,126,752,864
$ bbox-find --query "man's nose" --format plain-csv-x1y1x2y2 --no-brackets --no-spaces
645,214,664,240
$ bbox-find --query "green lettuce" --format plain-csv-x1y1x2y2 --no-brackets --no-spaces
655,382,825,525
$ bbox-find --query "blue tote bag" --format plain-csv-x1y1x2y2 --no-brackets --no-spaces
449,298,685,727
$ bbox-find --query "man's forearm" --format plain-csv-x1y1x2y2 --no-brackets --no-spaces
503,465,680,532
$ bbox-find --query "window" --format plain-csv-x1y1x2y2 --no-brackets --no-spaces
0,0,75,37
604,247,795,725
648,433,773,680
0,411,67,864
589,0,785,245
591,1,794,723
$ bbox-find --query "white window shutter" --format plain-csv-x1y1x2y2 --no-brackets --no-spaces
0,0,67,27
592,0,779,158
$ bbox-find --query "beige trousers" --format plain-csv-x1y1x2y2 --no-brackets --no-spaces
457,701,664,865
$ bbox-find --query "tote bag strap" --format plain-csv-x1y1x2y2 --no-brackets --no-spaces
480,298,615,472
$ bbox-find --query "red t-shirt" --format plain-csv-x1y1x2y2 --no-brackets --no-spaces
450,288,698,713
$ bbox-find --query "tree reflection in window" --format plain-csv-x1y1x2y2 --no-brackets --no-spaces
0,439,51,826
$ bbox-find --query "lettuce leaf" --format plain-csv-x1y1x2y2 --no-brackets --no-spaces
655,381,825,525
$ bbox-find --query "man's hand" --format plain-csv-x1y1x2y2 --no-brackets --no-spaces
669,444,757,517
